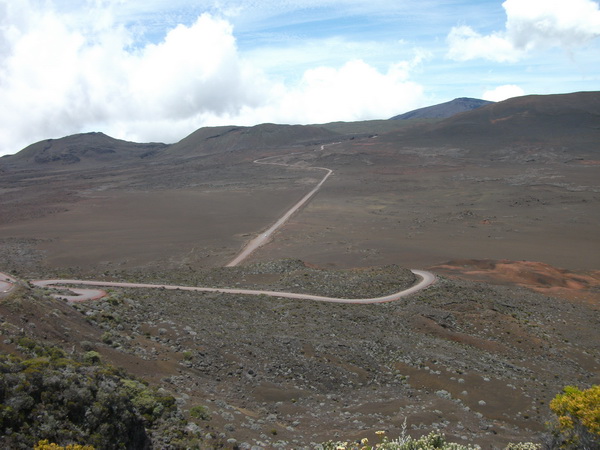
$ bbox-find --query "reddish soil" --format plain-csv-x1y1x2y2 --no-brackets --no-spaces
432,259,600,306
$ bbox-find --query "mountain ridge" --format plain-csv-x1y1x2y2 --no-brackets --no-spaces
380,91,600,156
5,132,167,167
2,91,599,169
389,97,494,120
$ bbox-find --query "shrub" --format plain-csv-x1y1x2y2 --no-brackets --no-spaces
320,429,481,449
121,379,176,422
189,405,212,421
0,338,188,449
82,351,101,364
320,428,543,449
547,385,599,449
34,439,95,449
504,443,541,450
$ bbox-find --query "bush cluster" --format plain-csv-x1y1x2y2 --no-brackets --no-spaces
0,341,178,449
319,429,541,450
547,385,599,449
34,439,95,449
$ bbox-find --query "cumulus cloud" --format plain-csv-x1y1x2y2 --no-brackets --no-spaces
0,0,426,155
446,26,523,63
482,84,525,102
0,1,264,151
447,0,600,62
255,59,424,125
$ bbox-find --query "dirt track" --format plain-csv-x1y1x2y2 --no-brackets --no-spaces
29,269,435,303
17,146,435,303
226,150,333,267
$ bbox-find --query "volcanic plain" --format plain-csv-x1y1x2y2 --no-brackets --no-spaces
0,92,598,448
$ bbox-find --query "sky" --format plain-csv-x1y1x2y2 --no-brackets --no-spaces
0,0,599,156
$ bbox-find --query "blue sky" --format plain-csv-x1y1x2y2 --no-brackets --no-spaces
0,0,599,155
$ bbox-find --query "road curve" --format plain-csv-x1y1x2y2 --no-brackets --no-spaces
7,143,436,304
30,269,435,304
0,272,17,297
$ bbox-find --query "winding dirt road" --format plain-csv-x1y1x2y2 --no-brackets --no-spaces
1,143,435,303
28,269,435,304
0,272,17,297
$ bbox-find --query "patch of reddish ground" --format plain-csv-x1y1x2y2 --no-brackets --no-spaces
431,259,600,306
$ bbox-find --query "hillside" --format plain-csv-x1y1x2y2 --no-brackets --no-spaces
382,92,600,160
2,261,598,448
0,123,343,172
390,97,493,120
4,132,167,168
161,122,341,160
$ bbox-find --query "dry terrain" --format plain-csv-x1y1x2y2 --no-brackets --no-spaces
0,92,598,448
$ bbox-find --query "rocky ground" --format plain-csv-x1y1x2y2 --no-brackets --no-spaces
2,251,598,448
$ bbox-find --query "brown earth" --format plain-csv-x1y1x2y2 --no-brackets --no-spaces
432,259,600,306
0,92,598,448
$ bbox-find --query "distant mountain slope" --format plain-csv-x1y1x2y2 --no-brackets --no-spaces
382,91,600,156
429,91,599,142
4,132,167,167
390,98,494,120
1,123,340,169
4,92,598,171
164,123,340,159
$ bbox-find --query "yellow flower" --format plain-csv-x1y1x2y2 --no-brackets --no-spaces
361,437,369,444
375,430,386,436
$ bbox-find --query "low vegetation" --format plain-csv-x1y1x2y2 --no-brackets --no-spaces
0,327,598,448
319,428,541,449
35,440,95,450
547,385,600,449
320,385,600,450
0,339,202,449
0,260,598,447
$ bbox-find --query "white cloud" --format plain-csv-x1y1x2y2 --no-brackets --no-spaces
259,59,425,124
482,84,525,102
447,0,600,62
504,0,600,49
446,25,523,63
0,0,426,155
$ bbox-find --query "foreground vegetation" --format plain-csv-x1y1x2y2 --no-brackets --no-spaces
0,331,598,448
0,338,204,449
547,385,600,449
0,275,597,448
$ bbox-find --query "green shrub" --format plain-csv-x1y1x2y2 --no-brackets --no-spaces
82,351,101,364
189,405,212,421
100,332,113,345
0,339,185,448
